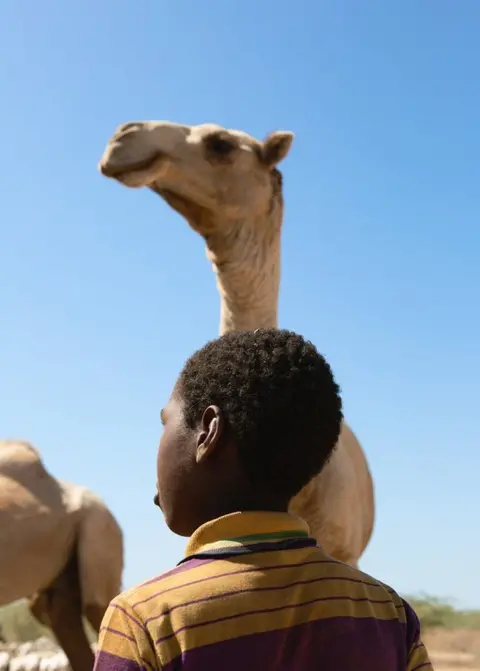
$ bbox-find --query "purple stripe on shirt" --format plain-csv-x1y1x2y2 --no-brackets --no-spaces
111,603,146,631
161,616,408,671
101,626,136,644
136,557,215,589
93,651,147,671
132,558,215,606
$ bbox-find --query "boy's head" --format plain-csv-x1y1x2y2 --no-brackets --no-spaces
156,328,343,537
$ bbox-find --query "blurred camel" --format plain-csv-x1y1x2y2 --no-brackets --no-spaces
0,440,123,671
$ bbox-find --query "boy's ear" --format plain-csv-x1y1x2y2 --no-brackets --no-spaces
196,406,223,464
261,131,295,168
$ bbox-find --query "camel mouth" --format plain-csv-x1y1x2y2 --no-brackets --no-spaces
99,152,165,181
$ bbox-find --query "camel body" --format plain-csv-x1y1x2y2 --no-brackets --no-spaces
98,120,375,567
290,423,374,564
0,441,123,671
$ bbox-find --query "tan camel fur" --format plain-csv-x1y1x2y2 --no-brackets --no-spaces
0,440,123,671
98,120,375,567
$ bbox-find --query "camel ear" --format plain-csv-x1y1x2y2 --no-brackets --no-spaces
261,131,294,168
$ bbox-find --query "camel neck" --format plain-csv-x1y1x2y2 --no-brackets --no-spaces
205,216,282,335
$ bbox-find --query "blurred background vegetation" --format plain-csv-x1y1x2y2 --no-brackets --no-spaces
407,595,480,630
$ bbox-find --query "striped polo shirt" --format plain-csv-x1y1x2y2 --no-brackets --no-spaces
93,511,432,670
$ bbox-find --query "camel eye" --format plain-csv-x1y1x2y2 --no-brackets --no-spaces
206,135,235,156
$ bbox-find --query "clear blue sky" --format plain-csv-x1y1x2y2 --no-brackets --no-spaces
1,1,479,608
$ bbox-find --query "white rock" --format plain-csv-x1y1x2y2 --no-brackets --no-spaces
0,651,10,671
10,652,41,671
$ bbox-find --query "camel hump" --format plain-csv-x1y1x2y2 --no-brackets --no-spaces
0,440,42,464
75,488,124,611
0,440,49,479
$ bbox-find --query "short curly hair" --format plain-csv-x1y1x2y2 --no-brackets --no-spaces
177,328,343,502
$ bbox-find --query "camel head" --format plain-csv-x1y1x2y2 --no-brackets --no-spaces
98,121,294,241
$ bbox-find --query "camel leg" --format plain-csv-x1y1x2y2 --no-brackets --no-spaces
28,551,95,671
83,604,106,634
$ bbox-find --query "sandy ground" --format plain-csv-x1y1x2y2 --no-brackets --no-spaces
425,629,480,669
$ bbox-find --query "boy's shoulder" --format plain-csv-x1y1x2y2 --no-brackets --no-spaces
337,560,412,605
336,560,404,603
110,555,214,621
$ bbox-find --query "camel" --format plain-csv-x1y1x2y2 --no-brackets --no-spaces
0,440,123,671
98,120,375,567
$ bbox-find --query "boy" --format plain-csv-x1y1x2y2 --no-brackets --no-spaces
94,328,432,670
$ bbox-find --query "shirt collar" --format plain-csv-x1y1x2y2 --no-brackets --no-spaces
184,510,311,558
